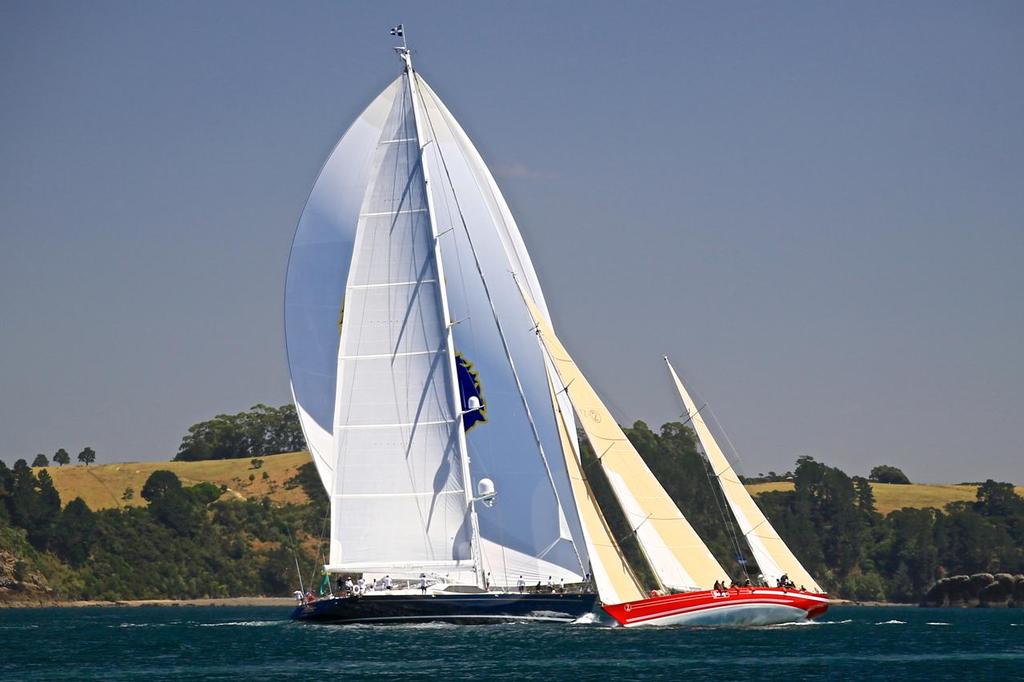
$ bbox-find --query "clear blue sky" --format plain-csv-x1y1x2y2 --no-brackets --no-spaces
1,1,1021,482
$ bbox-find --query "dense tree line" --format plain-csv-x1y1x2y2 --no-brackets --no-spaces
2,419,1021,602
0,460,319,601
586,421,1023,602
174,404,305,461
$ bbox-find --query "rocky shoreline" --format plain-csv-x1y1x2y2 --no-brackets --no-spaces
922,573,1024,608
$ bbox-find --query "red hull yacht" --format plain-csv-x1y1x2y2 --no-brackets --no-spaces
603,586,829,627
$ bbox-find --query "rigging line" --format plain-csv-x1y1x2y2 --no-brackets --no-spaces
283,520,306,594
416,76,585,577
696,439,751,582
417,86,508,586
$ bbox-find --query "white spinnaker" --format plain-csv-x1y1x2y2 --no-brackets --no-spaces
414,75,587,584
326,75,470,572
664,358,823,592
285,78,403,494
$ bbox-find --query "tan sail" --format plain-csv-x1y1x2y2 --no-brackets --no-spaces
665,357,823,592
546,370,646,604
517,287,726,592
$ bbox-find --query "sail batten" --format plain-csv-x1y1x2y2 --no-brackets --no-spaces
664,358,823,592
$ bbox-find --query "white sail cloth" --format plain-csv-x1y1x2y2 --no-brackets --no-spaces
285,79,402,495
327,77,468,571
286,64,587,583
416,78,586,584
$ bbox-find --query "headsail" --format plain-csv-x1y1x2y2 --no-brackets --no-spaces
516,283,727,592
546,373,646,604
664,358,822,592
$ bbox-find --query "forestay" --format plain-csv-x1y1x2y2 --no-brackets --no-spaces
665,358,823,592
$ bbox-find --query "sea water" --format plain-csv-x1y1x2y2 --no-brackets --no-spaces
1,605,1021,680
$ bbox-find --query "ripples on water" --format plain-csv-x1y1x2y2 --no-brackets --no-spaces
1,606,1021,680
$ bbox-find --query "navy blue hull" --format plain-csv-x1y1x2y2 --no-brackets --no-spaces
290,592,597,625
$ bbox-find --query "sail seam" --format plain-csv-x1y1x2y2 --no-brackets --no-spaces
360,208,429,217
336,489,464,499
335,419,455,430
349,279,438,290
338,349,442,360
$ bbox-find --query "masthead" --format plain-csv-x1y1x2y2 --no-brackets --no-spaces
390,23,412,70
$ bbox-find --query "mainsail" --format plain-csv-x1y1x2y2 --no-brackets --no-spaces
516,284,726,592
664,358,823,592
327,65,471,575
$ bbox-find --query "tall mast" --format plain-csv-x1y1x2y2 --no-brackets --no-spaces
399,45,485,588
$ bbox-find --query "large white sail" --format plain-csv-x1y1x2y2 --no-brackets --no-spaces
664,358,822,592
326,69,471,573
288,53,588,583
284,78,403,494
410,74,587,584
516,285,727,592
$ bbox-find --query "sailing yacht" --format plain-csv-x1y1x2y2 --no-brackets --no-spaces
286,34,826,626
285,36,595,623
516,278,828,625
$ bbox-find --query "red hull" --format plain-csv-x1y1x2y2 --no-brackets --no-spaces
602,587,830,627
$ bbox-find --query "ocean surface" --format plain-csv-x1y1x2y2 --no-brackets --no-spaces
1,605,1021,680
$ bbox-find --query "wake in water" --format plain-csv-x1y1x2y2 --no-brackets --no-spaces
925,622,950,626
874,620,907,625
197,620,284,627
757,618,853,629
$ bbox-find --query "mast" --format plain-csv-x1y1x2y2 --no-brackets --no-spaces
400,46,484,588
664,357,822,592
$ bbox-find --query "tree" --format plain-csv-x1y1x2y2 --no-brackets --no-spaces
51,497,96,567
869,465,910,485
174,404,305,461
122,487,134,501
141,470,182,502
32,454,49,468
53,449,70,467
78,447,97,466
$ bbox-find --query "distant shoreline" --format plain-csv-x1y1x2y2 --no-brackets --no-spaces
1,596,909,609
0,596,296,609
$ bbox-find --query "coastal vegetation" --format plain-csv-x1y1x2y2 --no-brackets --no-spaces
173,404,304,462
1,415,1020,605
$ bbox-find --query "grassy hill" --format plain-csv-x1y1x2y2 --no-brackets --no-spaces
36,451,1018,515
745,480,1024,515
38,451,311,510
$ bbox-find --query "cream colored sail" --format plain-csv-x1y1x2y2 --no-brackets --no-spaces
517,288,726,592
665,357,823,592
546,372,646,604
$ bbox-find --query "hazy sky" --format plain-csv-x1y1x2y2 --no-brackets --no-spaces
2,1,1021,483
